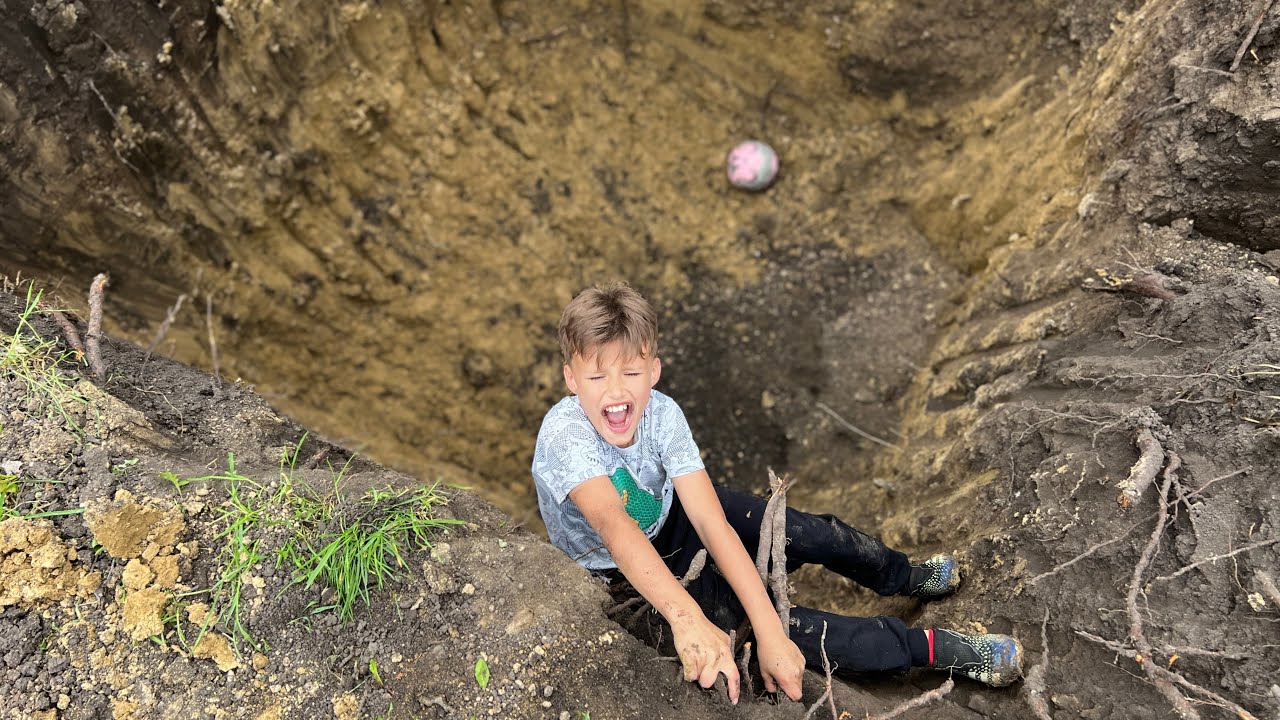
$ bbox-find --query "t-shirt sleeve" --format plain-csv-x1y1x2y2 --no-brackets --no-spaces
533,410,609,505
654,396,705,478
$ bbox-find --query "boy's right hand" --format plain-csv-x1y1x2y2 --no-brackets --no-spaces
672,615,741,704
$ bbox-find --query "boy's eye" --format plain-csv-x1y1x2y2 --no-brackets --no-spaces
625,372,641,377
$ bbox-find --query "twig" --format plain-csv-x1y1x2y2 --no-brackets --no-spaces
1023,609,1053,720
1125,452,1201,719
801,622,836,720
1154,538,1280,582
1257,571,1280,609
144,293,187,360
866,678,955,720
86,273,109,380
205,294,220,380
815,401,899,450
1116,428,1165,508
1231,0,1277,72
739,640,754,700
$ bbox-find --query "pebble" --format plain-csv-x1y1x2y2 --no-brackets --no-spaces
543,685,554,698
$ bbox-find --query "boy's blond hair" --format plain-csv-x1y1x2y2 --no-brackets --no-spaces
558,281,658,364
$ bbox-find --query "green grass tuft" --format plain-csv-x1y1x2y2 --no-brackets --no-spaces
1,283,89,435
279,481,460,621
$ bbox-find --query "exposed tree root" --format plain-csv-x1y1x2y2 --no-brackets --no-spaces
86,273,109,380
1022,609,1053,720
1231,0,1277,72
1075,632,1259,720
801,621,837,720
865,678,955,720
1256,571,1280,610
1124,451,1200,719
1116,427,1165,508
42,301,85,362
1154,538,1280,583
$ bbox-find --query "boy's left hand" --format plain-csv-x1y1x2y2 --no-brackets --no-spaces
756,632,805,701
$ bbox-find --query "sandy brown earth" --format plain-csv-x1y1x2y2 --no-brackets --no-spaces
2,0,1280,718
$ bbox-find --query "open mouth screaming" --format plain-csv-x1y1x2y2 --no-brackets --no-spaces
603,403,632,434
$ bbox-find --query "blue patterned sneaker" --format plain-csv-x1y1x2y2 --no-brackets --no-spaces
930,629,1024,687
905,553,961,598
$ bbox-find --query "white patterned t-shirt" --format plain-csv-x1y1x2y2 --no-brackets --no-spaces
532,389,705,570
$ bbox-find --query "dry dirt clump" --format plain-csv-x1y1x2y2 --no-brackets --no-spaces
0,517,101,608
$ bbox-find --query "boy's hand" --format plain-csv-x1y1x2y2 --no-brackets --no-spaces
672,616,741,704
756,632,805,701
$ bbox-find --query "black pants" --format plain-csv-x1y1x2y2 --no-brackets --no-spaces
649,486,930,674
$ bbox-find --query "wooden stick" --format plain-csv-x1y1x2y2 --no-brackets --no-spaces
85,273,109,380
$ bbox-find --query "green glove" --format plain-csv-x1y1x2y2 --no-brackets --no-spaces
609,467,662,531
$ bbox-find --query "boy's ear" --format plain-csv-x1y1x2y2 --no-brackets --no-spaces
650,356,661,387
563,364,579,394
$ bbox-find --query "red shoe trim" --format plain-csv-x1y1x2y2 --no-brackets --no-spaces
927,629,935,666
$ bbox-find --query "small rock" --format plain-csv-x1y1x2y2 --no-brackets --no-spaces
461,583,475,595
542,685,554,698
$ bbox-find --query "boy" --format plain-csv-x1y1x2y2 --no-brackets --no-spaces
532,282,1022,703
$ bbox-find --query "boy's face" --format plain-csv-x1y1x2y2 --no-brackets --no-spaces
563,340,661,448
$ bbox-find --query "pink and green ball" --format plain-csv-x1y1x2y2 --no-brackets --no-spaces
726,140,779,191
